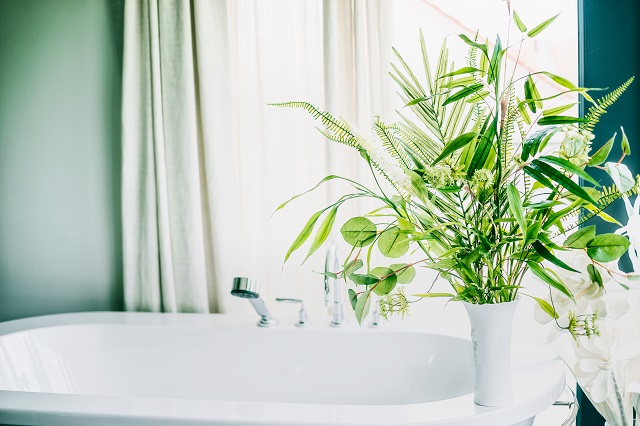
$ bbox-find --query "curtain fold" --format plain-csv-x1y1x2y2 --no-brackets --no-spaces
122,0,392,315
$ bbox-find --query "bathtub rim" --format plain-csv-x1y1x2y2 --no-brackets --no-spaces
0,311,565,426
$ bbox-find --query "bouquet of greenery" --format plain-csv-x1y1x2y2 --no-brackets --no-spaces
275,13,639,327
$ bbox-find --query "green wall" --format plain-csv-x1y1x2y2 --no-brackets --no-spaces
578,0,639,425
0,0,123,322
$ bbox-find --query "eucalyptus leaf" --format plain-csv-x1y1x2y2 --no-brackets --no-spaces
586,234,630,262
564,225,596,249
588,134,615,166
378,227,410,258
390,263,416,284
371,267,398,296
605,162,635,193
340,216,377,247
587,264,603,287
349,273,381,286
344,258,364,276
348,288,358,310
355,289,372,325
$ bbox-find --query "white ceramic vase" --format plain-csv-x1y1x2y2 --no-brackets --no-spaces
463,299,519,407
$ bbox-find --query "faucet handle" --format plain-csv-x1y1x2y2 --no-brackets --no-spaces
276,298,310,327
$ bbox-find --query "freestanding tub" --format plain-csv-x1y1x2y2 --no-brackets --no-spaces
0,312,564,425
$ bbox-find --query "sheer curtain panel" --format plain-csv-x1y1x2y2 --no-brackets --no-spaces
121,0,391,316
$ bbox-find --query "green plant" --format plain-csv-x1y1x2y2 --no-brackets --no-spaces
274,13,639,325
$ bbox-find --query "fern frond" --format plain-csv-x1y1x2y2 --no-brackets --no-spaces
500,91,518,173
565,183,640,230
390,120,438,165
582,77,634,133
270,101,358,149
374,118,414,170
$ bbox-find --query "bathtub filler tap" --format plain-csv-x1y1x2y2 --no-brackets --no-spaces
325,242,344,327
276,298,309,327
231,277,277,327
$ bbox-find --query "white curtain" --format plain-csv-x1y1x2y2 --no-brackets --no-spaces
121,0,394,316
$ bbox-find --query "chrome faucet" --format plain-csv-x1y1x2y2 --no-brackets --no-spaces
231,277,277,327
324,242,344,327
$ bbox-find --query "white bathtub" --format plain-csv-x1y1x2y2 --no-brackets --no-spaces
0,312,564,425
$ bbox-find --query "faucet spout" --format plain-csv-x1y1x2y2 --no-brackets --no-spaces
325,242,344,327
231,277,277,327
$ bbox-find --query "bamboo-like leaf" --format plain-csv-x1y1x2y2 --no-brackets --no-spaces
432,132,477,164
440,67,483,78
443,84,484,106
513,10,527,32
542,103,576,117
523,166,555,193
538,115,588,125
521,127,561,161
284,210,323,262
532,241,579,272
304,206,338,262
538,155,600,186
506,183,527,236
274,175,340,212
528,261,575,301
517,96,532,125
488,35,503,85
532,296,558,319
589,134,616,166
412,292,455,298
467,115,497,176
458,34,489,59
527,14,559,38
530,160,598,204
621,126,631,155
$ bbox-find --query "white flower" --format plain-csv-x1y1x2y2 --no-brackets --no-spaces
616,196,640,272
343,119,413,192
534,252,626,325
574,330,617,403
558,126,593,166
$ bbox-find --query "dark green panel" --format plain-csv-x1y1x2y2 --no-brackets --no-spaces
578,1,640,425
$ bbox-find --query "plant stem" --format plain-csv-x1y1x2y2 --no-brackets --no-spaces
612,369,630,426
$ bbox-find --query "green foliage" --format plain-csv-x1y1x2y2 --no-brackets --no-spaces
582,77,635,133
275,13,637,324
